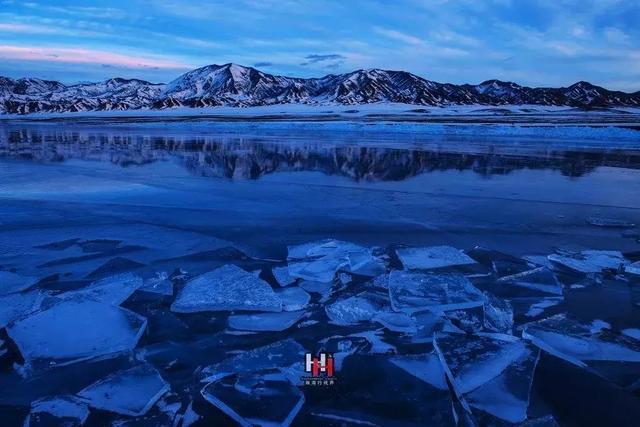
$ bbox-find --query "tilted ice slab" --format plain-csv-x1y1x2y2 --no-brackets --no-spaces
276,287,310,312
287,239,372,283
626,261,640,276
171,264,282,313
373,311,418,334
522,314,640,368
204,339,305,381
288,239,366,260
201,370,304,427
27,395,89,426
0,290,45,328
547,250,628,274
272,266,297,287
390,353,448,390
8,299,147,367
77,364,169,416
498,267,563,295
434,333,540,423
483,292,514,334
396,245,477,270
325,292,385,326
140,272,173,296
228,311,306,332
0,271,38,295
59,272,143,305
388,271,484,314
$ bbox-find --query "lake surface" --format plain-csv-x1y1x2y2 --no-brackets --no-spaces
0,120,639,426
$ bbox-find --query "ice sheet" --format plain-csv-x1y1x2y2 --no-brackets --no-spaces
228,311,306,332
390,353,448,390
276,287,310,312
548,250,628,274
396,246,477,270
388,271,484,314
498,267,563,295
0,290,45,328
171,264,282,313
522,314,640,367
59,272,143,305
77,364,169,416
8,299,147,367
484,292,514,333
28,395,89,425
201,370,304,427
0,271,38,295
325,293,384,326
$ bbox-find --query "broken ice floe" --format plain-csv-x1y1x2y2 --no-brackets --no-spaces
276,287,310,311
287,239,380,283
77,364,169,416
483,292,514,334
434,332,540,423
325,292,386,326
0,271,38,295
0,290,45,328
498,267,563,295
27,395,89,426
522,314,640,368
272,266,296,287
524,297,563,317
201,370,304,427
204,339,305,381
388,271,484,314
139,272,173,296
390,353,448,390
372,311,417,334
8,299,147,367
626,261,640,276
396,245,476,270
59,272,143,305
547,250,628,274
228,311,306,332
171,264,282,313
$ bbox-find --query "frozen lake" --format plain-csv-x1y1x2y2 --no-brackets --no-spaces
0,120,639,426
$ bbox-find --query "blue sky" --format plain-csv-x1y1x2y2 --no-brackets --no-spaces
0,0,638,91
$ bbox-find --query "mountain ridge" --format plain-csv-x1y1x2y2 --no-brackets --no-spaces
2,63,639,114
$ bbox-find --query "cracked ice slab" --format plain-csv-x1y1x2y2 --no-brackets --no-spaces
58,272,143,305
434,333,540,423
171,264,282,313
497,267,563,295
77,364,169,417
228,310,306,332
388,271,484,314
204,339,305,381
390,353,448,390
522,314,640,367
201,370,304,427
325,292,385,326
547,250,628,274
28,395,89,426
276,287,310,312
396,246,477,270
272,266,296,287
0,271,38,295
0,290,45,328
484,292,514,334
287,239,371,283
8,299,147,367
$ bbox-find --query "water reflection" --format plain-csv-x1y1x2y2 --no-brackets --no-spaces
1,128,639,181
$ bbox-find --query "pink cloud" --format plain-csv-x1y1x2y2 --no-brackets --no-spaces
0,44,190,69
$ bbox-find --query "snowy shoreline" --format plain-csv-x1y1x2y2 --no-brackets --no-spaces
1,102,640,126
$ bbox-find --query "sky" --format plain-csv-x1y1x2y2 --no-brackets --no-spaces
0,0,639,91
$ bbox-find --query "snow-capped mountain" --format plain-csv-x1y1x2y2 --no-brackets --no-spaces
2,63,639,114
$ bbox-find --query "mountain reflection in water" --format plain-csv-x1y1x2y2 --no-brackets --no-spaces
1,127,639,181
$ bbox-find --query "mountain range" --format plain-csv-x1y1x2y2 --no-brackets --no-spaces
1,63,639,114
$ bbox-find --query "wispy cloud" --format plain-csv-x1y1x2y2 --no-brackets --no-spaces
374,27,422,45
0,44,190,69
253,61,273,67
